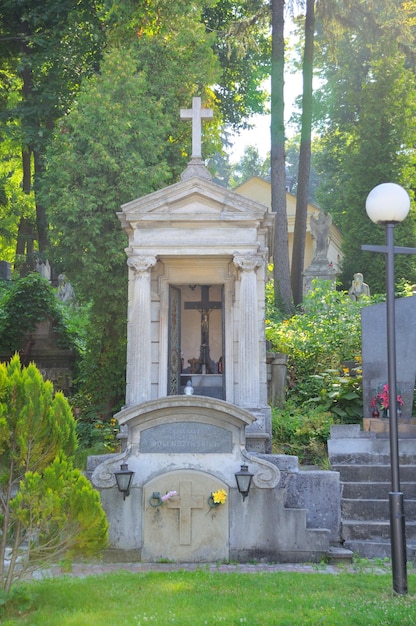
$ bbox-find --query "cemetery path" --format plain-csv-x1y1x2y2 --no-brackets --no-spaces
30,561,354,580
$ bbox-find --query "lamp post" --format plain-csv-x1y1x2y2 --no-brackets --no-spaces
363,182,411,595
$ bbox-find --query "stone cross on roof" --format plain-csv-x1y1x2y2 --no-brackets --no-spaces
180,97,213,159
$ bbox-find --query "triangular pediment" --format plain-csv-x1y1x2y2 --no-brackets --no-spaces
119,175,269,224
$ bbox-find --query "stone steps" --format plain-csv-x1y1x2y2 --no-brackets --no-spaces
341,498,416,521
332,464,416,483
328,426,416,559
342,481,416,500
342,519,416,542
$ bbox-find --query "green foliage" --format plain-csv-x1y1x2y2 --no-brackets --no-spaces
271,401,336,466
0,0,105,255
0,273,76,355
314,4,416,292
0,355,77,471
0,355,107,593
306,367,363,423
266,280,375,461
74,412,120,469
229,145,270,187
202,0,271,129
266,280,369,383
11,456,108,560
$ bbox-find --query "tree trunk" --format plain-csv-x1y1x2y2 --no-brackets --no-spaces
291,0,315,306
34,150,49,254
271,0,294,316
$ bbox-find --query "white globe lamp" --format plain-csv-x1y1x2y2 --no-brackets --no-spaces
365,183,410,224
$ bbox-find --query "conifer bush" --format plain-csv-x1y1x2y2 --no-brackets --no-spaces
0,355,108,594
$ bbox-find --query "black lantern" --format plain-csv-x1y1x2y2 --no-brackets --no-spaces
114,463,134,500
235,464,253,501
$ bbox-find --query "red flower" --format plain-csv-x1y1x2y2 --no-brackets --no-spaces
372,383,404,410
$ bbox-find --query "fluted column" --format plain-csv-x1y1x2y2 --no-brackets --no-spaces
126,253,157,406
233,253,263,407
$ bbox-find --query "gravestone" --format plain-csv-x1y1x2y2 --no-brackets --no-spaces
361,295,416,418
0,261,11,281
90,97,339,564
91,396,334,563
0,314,75,394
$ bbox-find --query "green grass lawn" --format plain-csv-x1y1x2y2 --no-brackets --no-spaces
2,569,416,625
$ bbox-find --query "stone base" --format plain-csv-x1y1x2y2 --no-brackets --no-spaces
229,548,329,564
303,262,337,294
327,546,353,565
363,417,416,436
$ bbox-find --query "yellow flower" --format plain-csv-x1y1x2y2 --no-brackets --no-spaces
212,489,227,504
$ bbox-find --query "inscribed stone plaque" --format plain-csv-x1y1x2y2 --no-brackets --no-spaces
140,422,232,453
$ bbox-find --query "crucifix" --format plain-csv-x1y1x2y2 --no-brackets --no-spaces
180,97,213,159
185,286,221,374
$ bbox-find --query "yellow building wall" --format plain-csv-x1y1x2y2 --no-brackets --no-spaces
234,177,343,271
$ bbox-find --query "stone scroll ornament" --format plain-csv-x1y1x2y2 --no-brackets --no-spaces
242,449,281,489
91,450,131,489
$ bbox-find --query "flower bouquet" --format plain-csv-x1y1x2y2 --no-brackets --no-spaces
208,489,227,509
370,382,403,418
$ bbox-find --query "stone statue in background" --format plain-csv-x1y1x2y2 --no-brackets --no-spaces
57,273,75,303
35,258,51,281
310,211,331,261
348,273,370,300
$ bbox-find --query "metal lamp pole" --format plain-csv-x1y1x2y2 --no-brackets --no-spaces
363,182,411,595
384,221,407,595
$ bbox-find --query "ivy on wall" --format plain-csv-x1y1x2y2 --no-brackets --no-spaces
0,272,77,355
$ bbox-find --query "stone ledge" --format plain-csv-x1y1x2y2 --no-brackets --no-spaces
363,417,416,436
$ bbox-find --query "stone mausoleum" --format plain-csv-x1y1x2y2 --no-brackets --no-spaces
90,98,341,563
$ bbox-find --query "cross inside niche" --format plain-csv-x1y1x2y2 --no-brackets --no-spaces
185,286,221,374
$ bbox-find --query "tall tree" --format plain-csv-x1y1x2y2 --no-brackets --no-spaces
314,0,416,292
41,8,221,414
271,0,294,314
202,0,271,129
291,0,315,306
230,145,270,186
0,0,103,270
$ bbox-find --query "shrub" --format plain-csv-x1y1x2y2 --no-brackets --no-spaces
271,401,337,466
266,279,373,419
0,355,108,595
0,272,77,354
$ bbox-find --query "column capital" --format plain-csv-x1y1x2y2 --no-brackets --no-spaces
127,254,157,275
233,253,263,273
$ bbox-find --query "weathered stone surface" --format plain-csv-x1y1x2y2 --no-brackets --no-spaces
140,422,232,453
361,295,416,418
142,470,228,562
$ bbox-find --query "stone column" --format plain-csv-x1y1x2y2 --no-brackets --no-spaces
126,253,157,406
233,253,262,407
